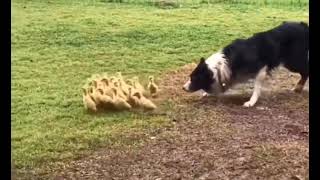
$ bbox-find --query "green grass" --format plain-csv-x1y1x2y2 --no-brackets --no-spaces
48,0,309,8
12,0,308,175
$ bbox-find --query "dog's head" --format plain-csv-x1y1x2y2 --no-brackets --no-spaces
182,53,231,94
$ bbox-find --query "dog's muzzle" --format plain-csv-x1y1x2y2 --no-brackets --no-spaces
182,80,191,92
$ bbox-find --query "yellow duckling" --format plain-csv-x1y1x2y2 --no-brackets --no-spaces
132,90,157,110
113,81,128,101
82,87,97,112
100,78,109,86
115,72,130,94
90,80,99,89
109,76,117,84
100,78,114,97
118,79,130,96
127,87,142,108
88,87,102,106
126,79,136,91
99,78,111,90
147,76,159,98
96,88,113,106
132,76,146,95
140,97,157,110
90,79,104,92
111,88,132,110
126,79,134,86
87,79,96,88
96,79,105,90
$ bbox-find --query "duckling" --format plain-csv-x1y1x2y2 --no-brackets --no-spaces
91,80,99,89
87,80,93,87
100,78,114,96
113,81,128,101
91,87,113,107
103,78,116,88
96,88,113,106
132,76,146,95
132,91,157,110
126,79,134,86
86,79,95,88
96,79,106,90
82,87,97,112
89,79,104,91
118,79,130,96
115,72,130,93
147,76,159,98
127,87,142,107
88,86,102,105
111,88,132,110
99,78,110,90
140,96,157,110
100,78,109,86
126,79,137,91
109,76,117,84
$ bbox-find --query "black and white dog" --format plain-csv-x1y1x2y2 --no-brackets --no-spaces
183,21,309,107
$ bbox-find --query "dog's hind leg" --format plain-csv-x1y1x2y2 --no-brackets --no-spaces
293,74,308,93
243,66,268,107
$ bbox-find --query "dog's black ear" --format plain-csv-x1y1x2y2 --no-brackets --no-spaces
200,57,205,63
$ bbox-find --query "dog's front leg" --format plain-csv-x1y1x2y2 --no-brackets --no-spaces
243,66,267,107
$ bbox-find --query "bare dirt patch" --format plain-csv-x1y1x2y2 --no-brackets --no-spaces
45,64,308,180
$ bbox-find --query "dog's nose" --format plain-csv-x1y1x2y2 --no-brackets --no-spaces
182,86,186,90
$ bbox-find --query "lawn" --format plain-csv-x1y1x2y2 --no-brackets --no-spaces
12,0,308,175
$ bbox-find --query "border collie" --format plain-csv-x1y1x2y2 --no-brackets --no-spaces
183,21,309,107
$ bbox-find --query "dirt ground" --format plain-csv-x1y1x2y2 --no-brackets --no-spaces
49,64,308,180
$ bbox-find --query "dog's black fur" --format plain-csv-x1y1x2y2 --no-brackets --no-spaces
185,21,309,94
224,21,309,79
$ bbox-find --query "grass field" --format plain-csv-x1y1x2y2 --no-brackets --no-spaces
12,0,308,176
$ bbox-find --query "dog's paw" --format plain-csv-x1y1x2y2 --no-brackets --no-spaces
202,92,210,97
243,101,256,107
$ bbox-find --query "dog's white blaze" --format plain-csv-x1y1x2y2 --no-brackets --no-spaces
243,66,267,107
205,51,231,84
183,80,191,91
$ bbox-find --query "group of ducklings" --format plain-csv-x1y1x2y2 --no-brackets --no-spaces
82,72,159,112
